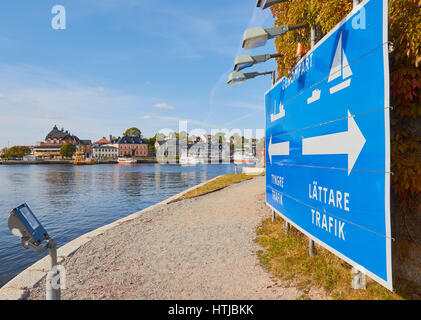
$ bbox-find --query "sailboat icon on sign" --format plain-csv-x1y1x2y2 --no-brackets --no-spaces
270,101,285,122
328,32,352,94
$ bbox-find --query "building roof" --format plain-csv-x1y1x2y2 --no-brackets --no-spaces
79,140,92,145
116,136,147,144
156,139,182,150
45,125,79,141
93,137,111,145
156,140,167,146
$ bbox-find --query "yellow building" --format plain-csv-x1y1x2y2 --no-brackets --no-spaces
33,125,92,160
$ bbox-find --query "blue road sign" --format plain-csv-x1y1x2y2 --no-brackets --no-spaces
265,0,392,290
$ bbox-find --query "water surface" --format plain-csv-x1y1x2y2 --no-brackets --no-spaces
0,163,238,286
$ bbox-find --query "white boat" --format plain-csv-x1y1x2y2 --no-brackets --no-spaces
233,151,257,165
118,157,137,164
179,155,200,165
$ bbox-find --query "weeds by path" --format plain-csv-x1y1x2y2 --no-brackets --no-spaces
255,215,418,300
173,173,261,201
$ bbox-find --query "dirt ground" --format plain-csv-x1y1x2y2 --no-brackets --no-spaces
29,176,329,300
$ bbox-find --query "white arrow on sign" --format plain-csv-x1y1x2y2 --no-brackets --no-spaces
268,136,290,163
302,110,366,175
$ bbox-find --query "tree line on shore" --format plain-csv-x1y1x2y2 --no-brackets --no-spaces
0,146,31,159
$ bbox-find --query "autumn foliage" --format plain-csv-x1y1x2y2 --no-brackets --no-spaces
270,0,421,212
389,0,421,212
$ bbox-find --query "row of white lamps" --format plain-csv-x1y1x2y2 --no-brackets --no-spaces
227,0,307,86
228,0,361,86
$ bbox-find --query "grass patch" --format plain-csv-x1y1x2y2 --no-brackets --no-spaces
255,216,419,300
175,173,261,201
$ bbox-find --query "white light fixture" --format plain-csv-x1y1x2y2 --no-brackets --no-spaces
242,24,306,50
234,53,282,72
227,71,275,86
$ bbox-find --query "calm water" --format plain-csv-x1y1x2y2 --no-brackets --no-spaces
0,163,238,286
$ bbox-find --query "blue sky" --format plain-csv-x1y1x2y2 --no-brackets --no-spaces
0,0,277,146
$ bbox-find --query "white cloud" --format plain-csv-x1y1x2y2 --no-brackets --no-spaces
85,1,241,60
153,103,175,110
149,115,219,129
0,64,172,145
139,115,151,120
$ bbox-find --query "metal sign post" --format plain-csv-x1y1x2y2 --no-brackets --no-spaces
8,203,61,300
46,238,60,300
352,267,367,290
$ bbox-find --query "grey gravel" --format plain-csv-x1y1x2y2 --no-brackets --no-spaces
28,176,329,300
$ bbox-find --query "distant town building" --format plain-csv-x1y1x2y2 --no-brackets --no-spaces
155,139,181,163
109,136,148,158
154,140,167,152
33,125,79,159
201,134,216,144
187,135,201,144
78,140,92,158
155,138,230,163
185,141,230,163
33,125,92,160
92,145,118,160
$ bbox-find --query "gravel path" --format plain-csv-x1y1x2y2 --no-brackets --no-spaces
28,176,328,300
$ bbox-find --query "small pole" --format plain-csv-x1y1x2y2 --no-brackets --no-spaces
271,70,276,86
310,26,316,48
353,0,360,9
285,221,289,234
351,267,366,290
46,238,60,300
308,238,315,256
271,209,275,222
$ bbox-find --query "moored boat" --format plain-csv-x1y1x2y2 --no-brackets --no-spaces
118,157,137,164
73,152,97,165
233,151,257,165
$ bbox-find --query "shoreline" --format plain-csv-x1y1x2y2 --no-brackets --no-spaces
0,159,158,165
0,174,223,300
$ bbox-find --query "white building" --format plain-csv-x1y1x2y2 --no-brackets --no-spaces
155,139,180,163
92,144,118,160
156,138,231,164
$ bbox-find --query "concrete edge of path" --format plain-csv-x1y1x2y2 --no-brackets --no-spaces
0,174,226,300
